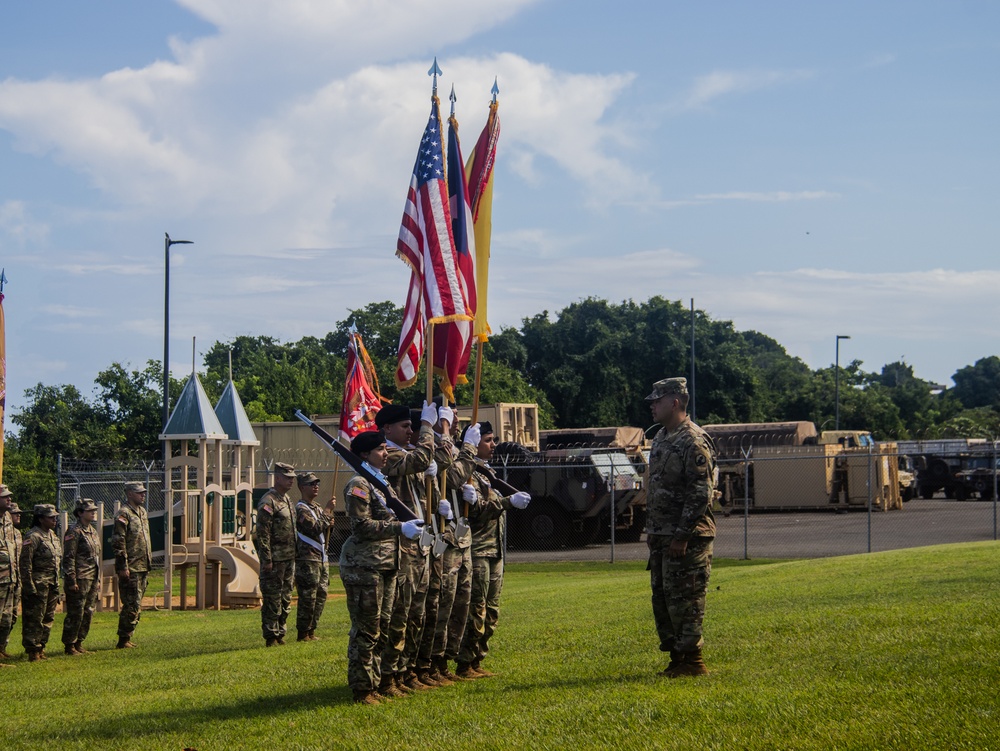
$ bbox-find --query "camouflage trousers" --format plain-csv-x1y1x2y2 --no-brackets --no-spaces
340,566,397,692
22,581,60,652
382,547,428,675
62,577,100,646
294,560,329,635
648,535,713,654
260,560,295,641
414,552,444,671
458,555,503,665
117,571,148,638
429,543,472,663
0,581,19,652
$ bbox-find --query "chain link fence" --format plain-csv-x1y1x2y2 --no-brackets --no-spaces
57,445,1000,565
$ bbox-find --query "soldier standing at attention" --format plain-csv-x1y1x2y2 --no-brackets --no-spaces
253,461,298,647
644,377,717,678
61,499,102,655
20,504,62,662
294,471,335,642
455,422,531,679
112,481,152,649
377,401,440,695
0,487,20,665
340,430,424,705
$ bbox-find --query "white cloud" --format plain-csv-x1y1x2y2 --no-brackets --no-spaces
693,191,839,202
0,200,49,243
678,69,813,111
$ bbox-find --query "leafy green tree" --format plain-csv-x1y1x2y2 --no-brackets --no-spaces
11,383,119,461
951,356,1000,410
94,360,171,453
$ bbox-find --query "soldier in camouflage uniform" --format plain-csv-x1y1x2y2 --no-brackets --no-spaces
20,504,62,661
0,487,21,664
61,499,102,655
294,472,335,641
339,430,424,705
413,405,459,685
112,481,153,648
377,401,447,695
456,422,532,678
644,377,717,678
252,461,298,646
428,420,479,681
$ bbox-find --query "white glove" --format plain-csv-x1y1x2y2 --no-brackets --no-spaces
438,405,454,427
421,400,438,425
464,422,481,448
438,499,454,520
462,484,478,504
424,460,438,478
401,520,425,540
510,491,531,509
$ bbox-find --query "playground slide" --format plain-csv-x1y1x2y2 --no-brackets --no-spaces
206,545,261,599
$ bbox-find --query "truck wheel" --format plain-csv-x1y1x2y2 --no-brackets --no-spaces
954,485,968,501
522,500,570,550
919,485,936,500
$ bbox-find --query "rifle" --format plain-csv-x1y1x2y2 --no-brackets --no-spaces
474,464,521,497
294,410,417,522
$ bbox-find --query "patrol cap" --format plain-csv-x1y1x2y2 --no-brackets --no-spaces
645,377,688,401
8,502,20,514
297,471,321,486
273,462,297,478
0,485,11,498
374,403,411,428
74,499,100,515
124,481,147,493
351,430,385,456
34,503,58,518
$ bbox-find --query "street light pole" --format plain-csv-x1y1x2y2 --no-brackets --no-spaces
835,334,851,430
163,233,193,430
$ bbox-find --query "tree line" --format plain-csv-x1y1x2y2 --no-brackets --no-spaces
6,296,1000,504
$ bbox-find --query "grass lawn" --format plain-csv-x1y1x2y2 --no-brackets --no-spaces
5,543,998,750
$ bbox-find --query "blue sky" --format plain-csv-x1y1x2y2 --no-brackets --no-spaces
1,0,998,420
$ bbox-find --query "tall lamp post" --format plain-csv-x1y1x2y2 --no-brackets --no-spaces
835,334,851,430
163,233,193,430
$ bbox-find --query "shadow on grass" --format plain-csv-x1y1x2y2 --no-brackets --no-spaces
18,682,354,744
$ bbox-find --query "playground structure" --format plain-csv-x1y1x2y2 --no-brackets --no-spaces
156,365,263,610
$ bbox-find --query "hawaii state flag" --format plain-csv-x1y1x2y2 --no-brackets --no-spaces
432,111,477,403
339,329,383,442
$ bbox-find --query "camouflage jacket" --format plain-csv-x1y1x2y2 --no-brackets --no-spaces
0,514,20,586
384,425,453,555
441,441,477,550
339,474,402,571
465,459,513,559
112,503,153,574
253,489,297,566
20,525,62,590
63,520,102,583
646,419,717,541
295,499,333,563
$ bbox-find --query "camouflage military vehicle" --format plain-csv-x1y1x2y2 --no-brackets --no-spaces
951,449,1000,501
493,427,647,549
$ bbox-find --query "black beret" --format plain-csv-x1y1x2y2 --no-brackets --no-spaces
374,403,411,428
351,430,386,456
409,409,423,427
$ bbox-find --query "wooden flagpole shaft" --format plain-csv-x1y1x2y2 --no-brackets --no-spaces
425,322,435,518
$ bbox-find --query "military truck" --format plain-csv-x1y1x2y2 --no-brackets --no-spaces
493,426,647,549
895,439,988,499
950,446,1000,501
705,422,903,511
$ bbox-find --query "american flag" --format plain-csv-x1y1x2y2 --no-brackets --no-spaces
395,97,472,389
432,112,477,403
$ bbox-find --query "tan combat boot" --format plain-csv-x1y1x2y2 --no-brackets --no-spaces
657,650,682,677
352,690,381,705
471,660,494,677
667,648,709,678
74,642,90,654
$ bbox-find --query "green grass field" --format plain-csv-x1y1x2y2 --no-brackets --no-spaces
6,543,999,750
